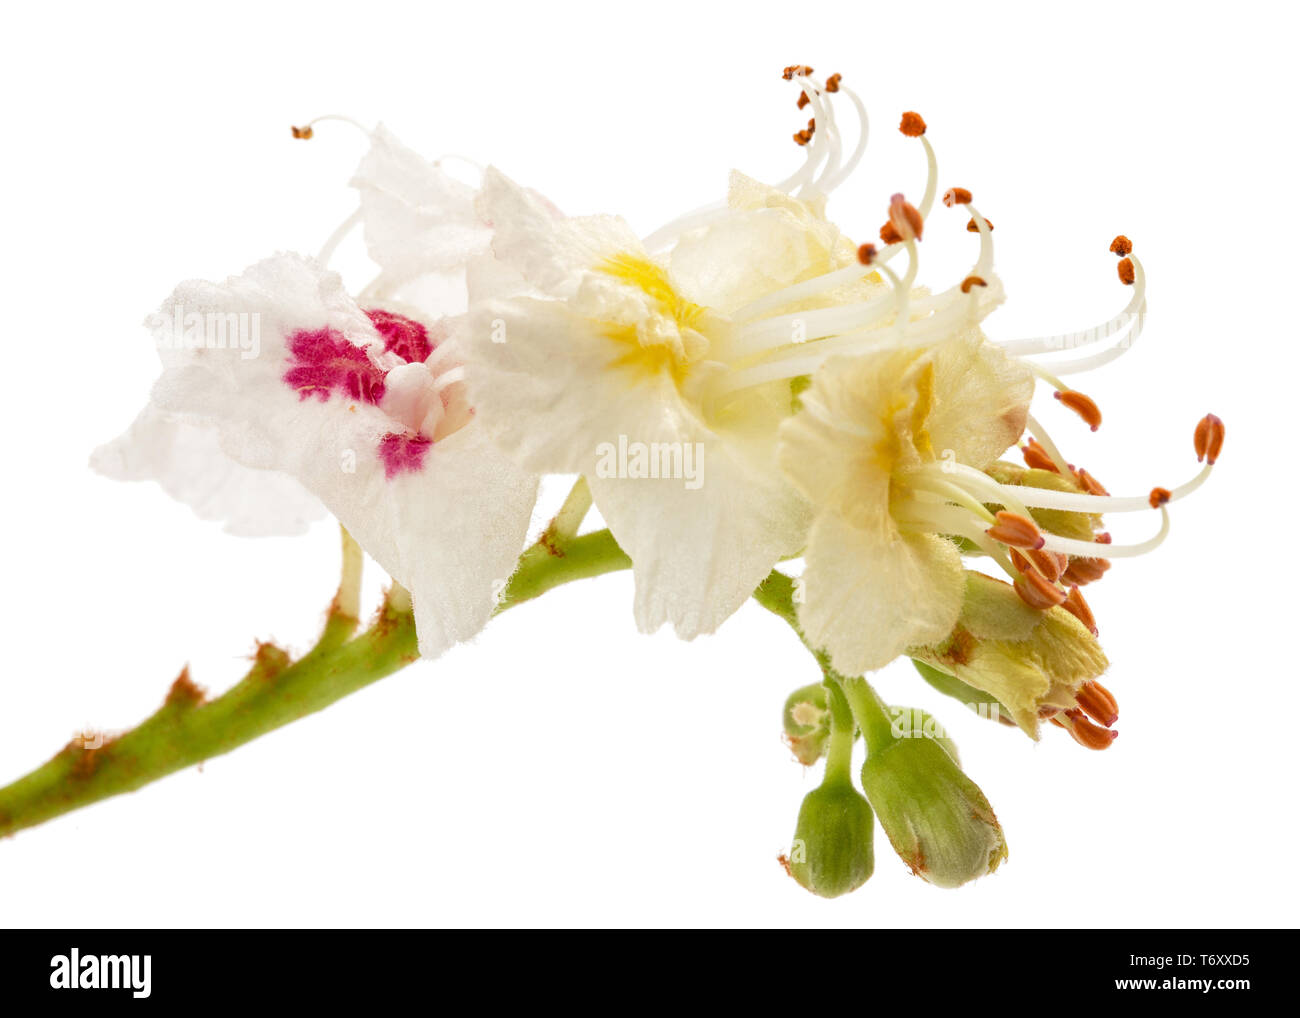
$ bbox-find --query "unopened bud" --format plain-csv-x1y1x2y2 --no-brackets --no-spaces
787,781,875,898
782,683,830,766
860,735,1006,888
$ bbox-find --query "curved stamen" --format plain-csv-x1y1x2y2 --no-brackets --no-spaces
999,257,1146,358
819,82,869,193
317,207,363,268
1040,507,1170,559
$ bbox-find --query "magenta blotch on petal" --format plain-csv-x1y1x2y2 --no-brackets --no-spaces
366,309,434,364
284,327,387,404
378,431,433,478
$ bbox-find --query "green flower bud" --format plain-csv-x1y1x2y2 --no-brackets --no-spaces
911,571,1109,737
783,683,830,765
787,780,875,898
860,735,1007,889
887,704,961,764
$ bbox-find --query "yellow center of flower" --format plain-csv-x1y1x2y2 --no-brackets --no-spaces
595,254,707,386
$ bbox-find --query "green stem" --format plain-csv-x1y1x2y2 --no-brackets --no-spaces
0,527,631,839
752,568,895,753
821,681,856,786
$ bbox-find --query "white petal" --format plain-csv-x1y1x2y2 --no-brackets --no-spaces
477,167,640,294
91,404,325,537
799,511,965,675
351,125,491,282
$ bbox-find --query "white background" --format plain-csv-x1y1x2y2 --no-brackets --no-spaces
1,0,1295,928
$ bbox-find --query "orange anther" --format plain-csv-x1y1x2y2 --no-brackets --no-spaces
1062,556,1110,586
960,275,987,293
967,217,993,233
825,73,842,92
797,91,810,109
1014,570,1068,610
290,125,314,140
1194,413,1225,465
1055,389,1102,431
1062,710,1118,751
1109,235,1133,256
1118,257,1136,285
879,221,903,245
889,193,924,241
987,510,1045,549
942,187,972,208
1075,679,1118,726
1021,438,1059,473
1063,587,1099,637
857,243,878,265
1148,487,1172,508
899,111,927,137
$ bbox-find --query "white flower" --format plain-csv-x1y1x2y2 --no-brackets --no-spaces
779,334,1035,675
137,252,537,658
96,122,492,538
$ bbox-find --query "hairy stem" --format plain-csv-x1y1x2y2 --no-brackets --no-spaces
0,527,631,839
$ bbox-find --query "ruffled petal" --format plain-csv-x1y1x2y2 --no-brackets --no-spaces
91,405,325,537
798,511,965,675
924,332,1034,469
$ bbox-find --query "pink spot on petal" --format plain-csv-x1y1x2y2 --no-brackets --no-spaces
366,309,433,364
284,327,386,404
378,431,432,478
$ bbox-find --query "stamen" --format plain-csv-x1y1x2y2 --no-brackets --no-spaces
1109,235,1133,256
1014,570,1067,609
1062,555,1110,586
899,111,927,137
857,243,878,265
1117,257,1136,285
825,73,842,92
1148,487,1171,508
960,275,987,293
1040,507,1171,560
1025,414,1072,475
880,221,903,244
1075,467,1108,496
1059,710,1118,750
889,193,924,241
1075,679,1117,725
987,510,1045,549
1194,413,1225,464
1063,587,1099,636
1054,389,1103,431
942,187,972,207
1011,547,1068,583
798,91,810,110
967,217,993,232
1021,438,1060,473
291,125,314,140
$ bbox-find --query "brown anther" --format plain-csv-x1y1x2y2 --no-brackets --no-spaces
1062,710,1118,751
967,217,993,232
1109,234,1133,256
825,73,842,93
879,221,903,245
797,91,810,110
1014,570,1068,610
960,275,987,293
1054,389,1102,431
1074,467,1109,496
1013,547,1067,583
291,125,314,140
1194,413,1225,465
1021,438,1060,473
1148,486,1172,509
793,129,812,146
1062,556,1110,586
942,187,972,208
899,111,927,137
1062,586,1099,636
1117,257,1136,285
987,510,1045,550
807,118,816,131
782,65,814,80
1075,679,1118,726
889,193,924,241
857,243,878,265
